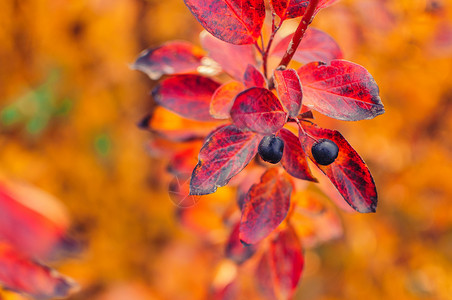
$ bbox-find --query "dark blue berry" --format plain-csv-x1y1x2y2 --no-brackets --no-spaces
258,135,284,164
311,139,339,165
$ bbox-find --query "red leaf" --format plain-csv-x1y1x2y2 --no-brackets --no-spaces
0,182,69,260
274,68,303,117
243,64,266,88
269,225,304,300
255,252,277,299
168,145,201,176
230,87,288,134
271,27,343,64
297,60,384,121
132,41,205,80
277,128,317,182
152,74,220,121
210,81,244,119
190,125,260,195
225,222,257,264
184,0,265,45
300,123,378,213
0,243,77,299
239,168,293,244
200,31,257,80
271,0,339,20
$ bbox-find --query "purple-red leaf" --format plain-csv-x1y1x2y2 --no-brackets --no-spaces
271,0,339,20
200,31,256,80
230,87,288,134
132,41,205,80
210,81,244,119
0,243,76,299
300,123,378,213
297,60,384,121
243,64,266,88
239,168,293,245
190,125,260,195
277,128,317,182
274,69,303,117
152,74,220,121
271,27,343,64
269,225,304,300
225,222,257,264
184,0,265,45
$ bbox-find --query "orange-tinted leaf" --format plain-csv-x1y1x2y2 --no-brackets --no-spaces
271,0,339,20
0,182,69,260
152,74,220,121
277,128,317,182
243,64,266,88
210,81,244,119
146,107,223,141
0,243,76,299
271,28,343,64
239,168,293,245
225,222,257,264
184,0,265,45
269,225,304,300
297,60,384,121
190,125,260,195
132,41,205,80
168,145,201,176
300,123,378,213
274,69,303,117
200,31,257,80
230,87,288,134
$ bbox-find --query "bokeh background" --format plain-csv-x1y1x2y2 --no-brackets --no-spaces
1,0,452,299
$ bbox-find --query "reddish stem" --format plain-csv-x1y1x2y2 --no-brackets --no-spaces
262,12,280,79
277,0,319,68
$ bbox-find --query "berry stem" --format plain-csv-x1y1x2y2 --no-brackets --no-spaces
295,118,318,142
277,0,319,69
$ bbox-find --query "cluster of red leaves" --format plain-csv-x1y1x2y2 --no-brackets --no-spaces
134,0,384,298
0,180,77,299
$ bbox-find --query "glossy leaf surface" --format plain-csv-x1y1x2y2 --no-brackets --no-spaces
239,168,293,245
132,41,204,80
269,225,304,300
0,182,69,260
0,243,76,299
278,128,317,181
243,64,266,88
184,0,265,45
190,125,259,195
271,28,343,64
230,87,288,134
210,81,244,119
225,222,257,264
271,0,339,19
274,68,303,117
297,60,384,121
152,74,220,121
200,31,256,80
300,123,378,213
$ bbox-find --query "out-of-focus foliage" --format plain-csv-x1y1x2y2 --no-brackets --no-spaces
0,0,451,299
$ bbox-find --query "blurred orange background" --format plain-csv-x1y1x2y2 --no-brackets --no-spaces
1,0,452,299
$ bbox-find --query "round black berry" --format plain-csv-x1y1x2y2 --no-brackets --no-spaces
258,135,284,164
311,139,339,165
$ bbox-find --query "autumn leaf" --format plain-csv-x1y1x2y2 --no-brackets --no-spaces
271,0,340,20
300,123,378,213
210,81,244,119
243,64,266,88
190,125,260,195
132,41,205,80
239,168,293,245
271,27,343,64
274,68,303,117
200,31,257,80
230,87,288,134
277,128,317,182
297,60,384,121
225,222,257,264
269,225,304,300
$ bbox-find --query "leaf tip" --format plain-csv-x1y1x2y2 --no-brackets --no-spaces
137,114,151,130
